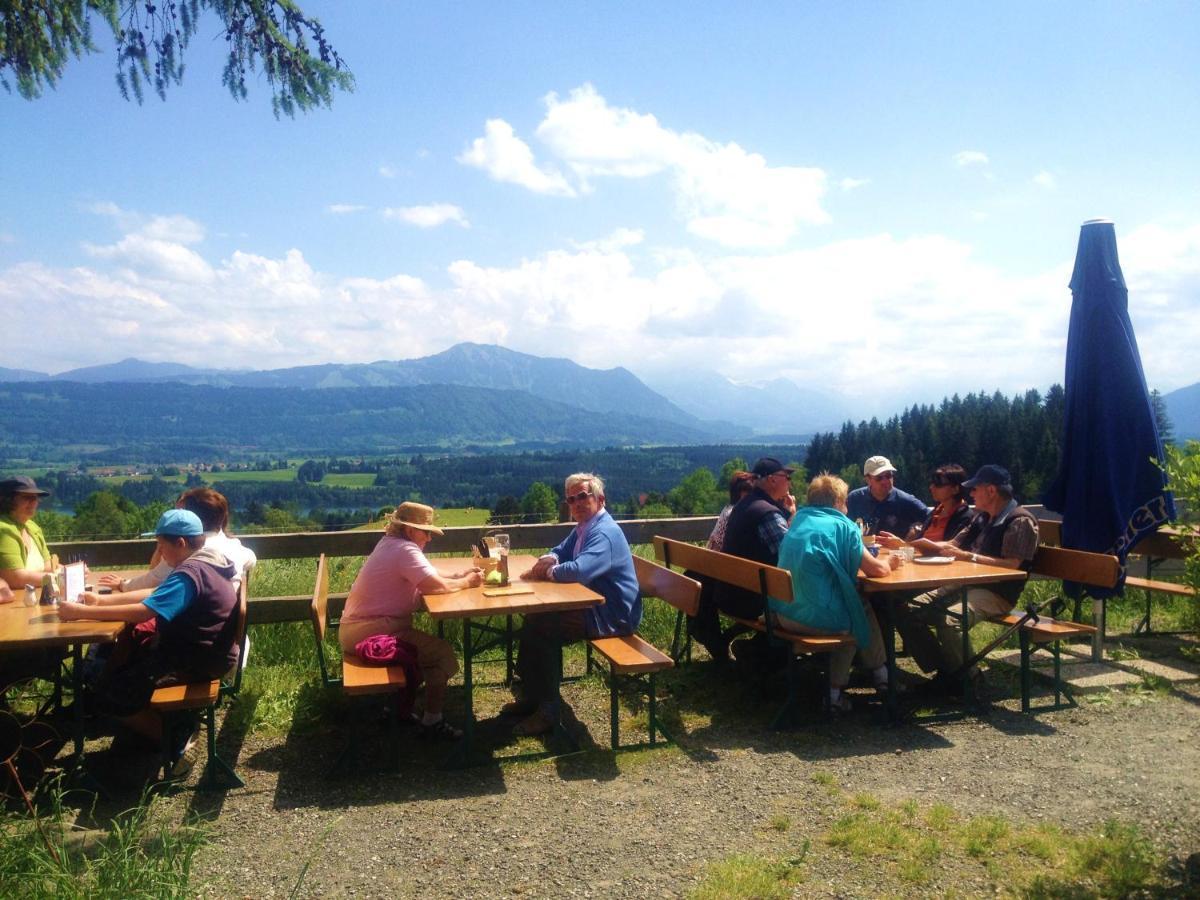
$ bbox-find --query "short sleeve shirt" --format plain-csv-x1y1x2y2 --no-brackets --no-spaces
143,571,198,621
341,535,438,623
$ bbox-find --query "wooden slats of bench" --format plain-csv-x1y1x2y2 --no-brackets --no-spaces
1124,576,1198,598
730,617,856,654
149,680,220,711
342,656,408,695
988,614,1097,644
590,634,673,674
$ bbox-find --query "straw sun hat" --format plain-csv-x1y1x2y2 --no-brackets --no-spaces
389,501,445,535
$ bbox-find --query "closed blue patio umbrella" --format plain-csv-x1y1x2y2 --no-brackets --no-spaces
1043,220,1175,625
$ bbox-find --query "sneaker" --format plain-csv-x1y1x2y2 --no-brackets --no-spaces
418,718,463,741
165,729,201,780
829,692,853,713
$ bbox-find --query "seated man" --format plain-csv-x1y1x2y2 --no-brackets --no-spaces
59,509,240,778
771,474,898,711
902,465,1039,685
714,457,798,619
515,473,641,736
846,456,929,538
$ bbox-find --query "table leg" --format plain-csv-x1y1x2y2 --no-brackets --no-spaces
883,597,900,723
461,617,475,752
960,591,974,704
70,644,86,770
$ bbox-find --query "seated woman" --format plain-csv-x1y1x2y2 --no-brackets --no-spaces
769,473,898,711
0,476,63,695
59,509,241,779
98,487,256,600
878,464,972,548
706,470,756,550
338,502,482,741
0,476,53,593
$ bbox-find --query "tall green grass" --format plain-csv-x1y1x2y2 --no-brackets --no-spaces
0,785,207,899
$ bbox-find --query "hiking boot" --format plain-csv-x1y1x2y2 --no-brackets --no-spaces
512,708,557,737
499,698,537,719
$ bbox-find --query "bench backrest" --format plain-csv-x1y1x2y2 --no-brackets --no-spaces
1038,517,1191,561
311,553,330,643
633,555,702,616
1029,544,1120,590
653,536,793,601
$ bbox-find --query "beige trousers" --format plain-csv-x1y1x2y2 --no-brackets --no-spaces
772,600,886,687
339,615,459,687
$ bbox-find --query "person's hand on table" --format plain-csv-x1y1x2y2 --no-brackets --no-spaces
57,601,90,621
77,590,104,606
888,552,901,570
462,568,484,588
877,531,904,550
522,554,557,581
0,583,12,604
98,573,124,588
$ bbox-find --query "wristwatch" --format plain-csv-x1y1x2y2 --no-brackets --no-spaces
969,553,979,564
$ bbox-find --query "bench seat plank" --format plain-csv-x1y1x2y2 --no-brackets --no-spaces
342,656,408,695
149,680,220,711
989,614,1096,644
1124,576,1197,598
729,616,856,653
591,634,673,674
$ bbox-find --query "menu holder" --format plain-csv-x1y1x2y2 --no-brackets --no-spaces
62,562,87,602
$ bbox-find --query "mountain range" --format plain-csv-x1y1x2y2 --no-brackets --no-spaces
3,344,1195,442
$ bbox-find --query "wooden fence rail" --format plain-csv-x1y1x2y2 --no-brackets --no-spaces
49,516,719,627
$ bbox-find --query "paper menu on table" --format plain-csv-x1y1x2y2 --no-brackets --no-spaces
63,562,86,603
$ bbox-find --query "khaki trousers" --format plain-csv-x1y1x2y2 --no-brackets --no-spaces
339,615,459,687
772,600,886,687
902,586,1012,674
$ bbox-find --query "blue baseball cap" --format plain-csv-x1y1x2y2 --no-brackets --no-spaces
144,509,204,537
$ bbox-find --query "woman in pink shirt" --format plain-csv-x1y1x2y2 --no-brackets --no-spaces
339,502,482,740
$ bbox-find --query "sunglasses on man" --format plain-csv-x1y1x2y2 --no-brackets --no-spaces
565,491,593,505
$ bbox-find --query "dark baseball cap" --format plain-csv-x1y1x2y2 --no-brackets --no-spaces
962,464,1012,490
0,475,50,497
752,457,796,478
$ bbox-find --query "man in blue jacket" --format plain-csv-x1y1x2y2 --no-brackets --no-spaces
513,472,641,736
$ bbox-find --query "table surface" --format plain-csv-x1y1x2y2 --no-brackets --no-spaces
0,602,126,651
425,555,604,619
859,558,1028,593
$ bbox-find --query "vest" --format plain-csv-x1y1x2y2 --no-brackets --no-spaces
159,554,240,678
715,489,786,618
958,504,1038,603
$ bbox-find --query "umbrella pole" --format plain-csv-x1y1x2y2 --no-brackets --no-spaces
1091,598,1105,662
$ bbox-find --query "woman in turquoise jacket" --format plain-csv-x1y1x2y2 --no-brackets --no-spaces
770,473,898,711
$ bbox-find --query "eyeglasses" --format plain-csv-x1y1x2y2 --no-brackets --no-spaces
14,494,41,503
869,473,894,481
565,491,593,505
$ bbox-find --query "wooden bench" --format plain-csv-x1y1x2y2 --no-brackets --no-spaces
1039,518,1196,637
654,537,856,728
148,578,249,789
310,554,408,769
584,557,696,750
985,544,1118,712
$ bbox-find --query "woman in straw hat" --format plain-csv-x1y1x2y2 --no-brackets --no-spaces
339,502,482,740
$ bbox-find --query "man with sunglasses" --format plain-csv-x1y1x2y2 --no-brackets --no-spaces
514,473,641,736
846,456,929,538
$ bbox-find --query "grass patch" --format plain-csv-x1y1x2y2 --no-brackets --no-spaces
0,785,206,899
810,770,839,792
811,795,1167,896
689,845,808,900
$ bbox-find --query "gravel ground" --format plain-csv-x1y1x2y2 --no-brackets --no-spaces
88,658,1200,899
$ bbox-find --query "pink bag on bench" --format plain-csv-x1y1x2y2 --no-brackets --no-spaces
354,634,420,718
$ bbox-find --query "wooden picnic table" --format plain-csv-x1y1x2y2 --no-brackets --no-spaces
0,598,125,784
859,557,1029,711
425,555,604,764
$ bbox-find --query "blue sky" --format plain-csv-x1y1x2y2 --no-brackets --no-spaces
2,2,1198,416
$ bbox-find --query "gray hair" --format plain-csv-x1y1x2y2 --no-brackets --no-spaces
565,472,605,500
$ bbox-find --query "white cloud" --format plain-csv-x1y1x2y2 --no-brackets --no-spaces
457,119,577,197
327,204,367,215
82,208,212,283
5,207,1198,403
1032,170,1056,189
840,177,869,191
532,84,828,248
382,204,470,228
953,150,990,167
378,165,399,179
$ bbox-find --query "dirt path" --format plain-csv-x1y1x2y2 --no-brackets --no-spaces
140,669,1200,899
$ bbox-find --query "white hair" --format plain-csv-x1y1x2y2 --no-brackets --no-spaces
565,472,605,500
